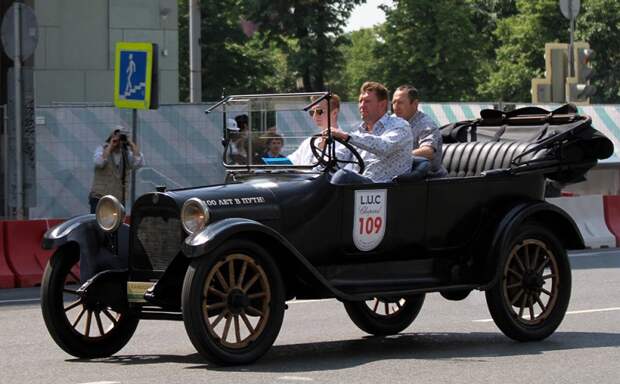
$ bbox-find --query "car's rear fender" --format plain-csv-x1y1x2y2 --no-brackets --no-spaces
42,214,130,282
482,201,584,289
183,218,350,300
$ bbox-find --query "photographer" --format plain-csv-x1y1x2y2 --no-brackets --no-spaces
89,127,144,213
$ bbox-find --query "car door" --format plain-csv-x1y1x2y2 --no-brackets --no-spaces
338,181,428,262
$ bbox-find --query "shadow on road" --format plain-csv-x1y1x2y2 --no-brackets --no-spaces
70,331,620,371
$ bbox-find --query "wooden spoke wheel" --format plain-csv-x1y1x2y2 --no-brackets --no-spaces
343,295,425,336
486,224,571,341
182,240,285,365
203,254,271,349
41,245,138,358
364,298,408,318
503,239,559,325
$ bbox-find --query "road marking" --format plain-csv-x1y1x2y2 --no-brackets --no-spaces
1,297,332,305
278,376,314,382
0,298,40,304
473,307,620,322
287,298,335,305
76,382,120,384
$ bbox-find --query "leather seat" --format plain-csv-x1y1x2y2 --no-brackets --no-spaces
441,141,544,177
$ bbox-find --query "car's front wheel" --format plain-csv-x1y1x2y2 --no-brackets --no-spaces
485,223,571,341
40,244,139,358
343,295,425,335
182,239,285,365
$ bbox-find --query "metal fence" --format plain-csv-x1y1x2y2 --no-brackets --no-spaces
1,102,619,219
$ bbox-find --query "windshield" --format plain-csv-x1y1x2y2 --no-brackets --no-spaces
207,92,334,168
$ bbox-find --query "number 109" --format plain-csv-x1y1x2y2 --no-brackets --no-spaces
359,217,382,234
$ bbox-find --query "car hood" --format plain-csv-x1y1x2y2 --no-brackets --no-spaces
132,173,325,224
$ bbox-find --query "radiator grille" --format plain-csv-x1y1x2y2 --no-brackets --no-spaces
136,216,182,271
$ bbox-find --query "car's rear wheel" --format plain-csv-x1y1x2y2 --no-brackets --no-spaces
40,245,139,358
486,224,571,341
182,239,285,365
343,295,425,335
440,289,471,301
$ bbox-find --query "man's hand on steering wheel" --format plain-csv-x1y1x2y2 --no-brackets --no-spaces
309,130,365,174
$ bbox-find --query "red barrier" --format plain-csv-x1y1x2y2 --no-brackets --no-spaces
4,219,63,287
603,196,620,247
0,222,16,288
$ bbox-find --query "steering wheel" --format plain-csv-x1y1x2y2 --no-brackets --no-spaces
309,133,366,174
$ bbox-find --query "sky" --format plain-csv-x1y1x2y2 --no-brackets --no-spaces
345,0,393,32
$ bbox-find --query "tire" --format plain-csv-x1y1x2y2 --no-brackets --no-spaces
440,289,471,301
343,294,425,336
485,223,571,341
40,245,139,358
182,239,285,365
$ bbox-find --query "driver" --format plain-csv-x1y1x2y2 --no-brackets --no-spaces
328,81,413,183
288,94,341,165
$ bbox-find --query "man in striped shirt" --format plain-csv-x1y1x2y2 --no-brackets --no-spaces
327,82,413,184
392,84,447,178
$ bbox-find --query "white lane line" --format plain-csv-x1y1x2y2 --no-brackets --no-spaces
566,307,620,315
0,298,40,304
278,376,314,382
76,382,120,384
1,297,332,306
568,251,619,258
473,307,620,322
287,298,335,305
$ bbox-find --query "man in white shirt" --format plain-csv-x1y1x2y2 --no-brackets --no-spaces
90,127,144,212
288,94,341,166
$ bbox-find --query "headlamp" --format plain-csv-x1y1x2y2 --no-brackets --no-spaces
181,198,210,234
95,195,125,232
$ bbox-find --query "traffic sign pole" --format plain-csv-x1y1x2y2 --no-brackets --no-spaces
568,4,574,79
13,2,23,219
130,108,137,209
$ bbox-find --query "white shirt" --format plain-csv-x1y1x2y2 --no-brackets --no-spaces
94,145,144,169
336,113,413,182
288,136,344,166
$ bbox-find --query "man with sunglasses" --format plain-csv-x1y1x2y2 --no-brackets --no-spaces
288,94,342,165
89,127,144,213
328,81,413,184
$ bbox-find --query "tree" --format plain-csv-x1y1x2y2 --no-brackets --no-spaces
576,0,620,103
373,0,486,101
476,0,568,101
246,0,364,92
178,0,286,101
332,27,383,101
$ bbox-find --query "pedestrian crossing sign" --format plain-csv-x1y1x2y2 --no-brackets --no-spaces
114,42,158,109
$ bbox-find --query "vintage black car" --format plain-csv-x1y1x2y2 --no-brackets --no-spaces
41,93,613,365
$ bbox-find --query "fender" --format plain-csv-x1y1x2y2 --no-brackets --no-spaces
482,200,584,289
41,214,130,282
183,218,359,301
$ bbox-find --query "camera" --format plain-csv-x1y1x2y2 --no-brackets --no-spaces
118,130,130,143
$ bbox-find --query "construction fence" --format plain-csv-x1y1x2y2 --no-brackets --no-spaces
1,102,620,219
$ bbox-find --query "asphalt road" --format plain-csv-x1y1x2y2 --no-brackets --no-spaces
1,249,619,384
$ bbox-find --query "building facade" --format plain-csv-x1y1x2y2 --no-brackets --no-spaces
33,0,179,105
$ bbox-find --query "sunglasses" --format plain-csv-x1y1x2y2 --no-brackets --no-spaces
308,109,325,117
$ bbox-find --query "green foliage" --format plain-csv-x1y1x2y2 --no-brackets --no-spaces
577,0,620,102
332,28,382,101
243,0,364,91
476,0,568,101
372,0,486,101
178,0,285,101
177,0,620,104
